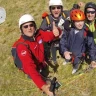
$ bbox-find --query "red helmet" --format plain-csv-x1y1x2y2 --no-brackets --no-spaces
70,9,85,21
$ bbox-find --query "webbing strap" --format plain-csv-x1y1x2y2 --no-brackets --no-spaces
62,13,66,18
46,16,50,25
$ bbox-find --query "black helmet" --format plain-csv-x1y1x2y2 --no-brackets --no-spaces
84,2,96,13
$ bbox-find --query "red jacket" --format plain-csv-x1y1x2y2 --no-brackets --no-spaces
12,30,57,89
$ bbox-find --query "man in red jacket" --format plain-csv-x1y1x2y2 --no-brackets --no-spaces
11,14,60,96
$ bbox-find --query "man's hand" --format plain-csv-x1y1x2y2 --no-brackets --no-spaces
77,2,85,8
90,61,96,68
52,21,59,37
41,84,54,96
64,51,72,60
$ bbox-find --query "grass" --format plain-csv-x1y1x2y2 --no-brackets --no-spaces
0,0,96,96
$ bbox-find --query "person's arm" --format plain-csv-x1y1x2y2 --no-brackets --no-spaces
17,44,46,88
39,22,61,42
59,31,69,56
17,44,54,95
77,2,85,8
86,31,96,61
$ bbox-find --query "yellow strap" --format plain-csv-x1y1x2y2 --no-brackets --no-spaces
45,13,66,25
62,13,66,18
46,16,50,25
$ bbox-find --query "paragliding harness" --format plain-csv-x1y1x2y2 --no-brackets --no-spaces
42,12,66,29
12,41,31,70
11,40,41,71
11,37,49,78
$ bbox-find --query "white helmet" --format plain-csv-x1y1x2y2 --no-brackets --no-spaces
19,14,35,28
49,0,63,7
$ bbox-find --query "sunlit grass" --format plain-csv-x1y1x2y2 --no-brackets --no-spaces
0,0,96,96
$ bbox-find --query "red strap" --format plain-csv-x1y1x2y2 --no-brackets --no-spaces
82,53,85,57
84,27,89,38
71,57,74,63
42,12,48,19
95,24,96,28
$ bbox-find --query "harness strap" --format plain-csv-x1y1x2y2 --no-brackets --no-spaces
44,12,66,26
62,12,66,18
46,16,50,25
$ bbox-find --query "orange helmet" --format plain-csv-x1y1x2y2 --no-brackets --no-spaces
70,9,85,21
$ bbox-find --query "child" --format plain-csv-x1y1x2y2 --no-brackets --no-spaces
60,9,96,74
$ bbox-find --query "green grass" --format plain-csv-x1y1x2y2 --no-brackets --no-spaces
0,0,96,96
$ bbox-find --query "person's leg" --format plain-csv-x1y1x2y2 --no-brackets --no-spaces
72,57,80,74
44,42,51,61
63,59,70,65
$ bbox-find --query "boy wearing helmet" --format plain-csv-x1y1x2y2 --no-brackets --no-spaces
11,14,61,96
40,0,70,65
60,9,95,74
84,2,96,68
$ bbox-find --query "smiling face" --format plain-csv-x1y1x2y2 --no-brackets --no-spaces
86,8,96,22
50,5,62,18
21,22,36,37
74,20,85,30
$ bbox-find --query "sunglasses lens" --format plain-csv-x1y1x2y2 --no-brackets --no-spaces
24,25,28,28
51,6,61,10
57,6,61,9
86,11,95,14
51,7,55,10
23,24,34,28
30,24,34,27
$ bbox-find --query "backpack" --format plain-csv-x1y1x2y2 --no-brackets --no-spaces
11,41,29,70
11,41,38,70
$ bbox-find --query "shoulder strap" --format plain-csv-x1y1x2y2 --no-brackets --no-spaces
42,12,51,26
16,41,28,48
95,23,96,28
84,27,89,38
95,20,96,27
46,16,50,25
62,12,66,18
11,41,27,70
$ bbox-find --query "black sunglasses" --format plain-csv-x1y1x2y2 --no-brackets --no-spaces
51,6,61,10
23,24,34,29
86,10,96,14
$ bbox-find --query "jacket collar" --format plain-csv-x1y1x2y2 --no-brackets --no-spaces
22,35,35,41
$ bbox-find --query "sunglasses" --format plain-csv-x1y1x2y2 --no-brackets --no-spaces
86,10,96,14
23,24,34,29
51,6,61,10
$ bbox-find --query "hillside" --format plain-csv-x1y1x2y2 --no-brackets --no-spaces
0,0,96,96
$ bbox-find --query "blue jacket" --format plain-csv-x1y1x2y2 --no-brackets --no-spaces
60,26,96,61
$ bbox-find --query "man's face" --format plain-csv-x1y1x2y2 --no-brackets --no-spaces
74,20,84,30
22,22,35,37
86,8,96,22
50,5,62,18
